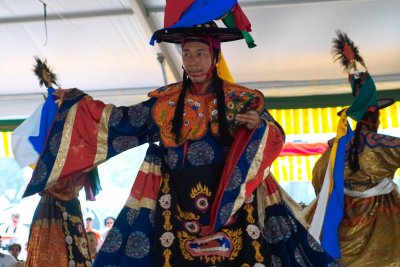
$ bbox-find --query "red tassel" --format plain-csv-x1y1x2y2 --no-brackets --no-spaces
343,43,355,61
232,4,252,32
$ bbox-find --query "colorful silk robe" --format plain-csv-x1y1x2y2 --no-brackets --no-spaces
26,180,91,267
25,81,337,266
309,130,400,267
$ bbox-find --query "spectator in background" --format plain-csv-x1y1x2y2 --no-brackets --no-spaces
0,236,17,267
86,231,98,261
7,244,24,267
7,244,21,261
101,216,115,241
84,217,101,248
0,213,29,250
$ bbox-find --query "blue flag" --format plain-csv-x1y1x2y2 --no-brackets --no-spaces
321,124,354,259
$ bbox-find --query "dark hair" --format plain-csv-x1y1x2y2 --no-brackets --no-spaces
104,216,115,226
349,110,379,172
172,48,232,145
8,243,22,252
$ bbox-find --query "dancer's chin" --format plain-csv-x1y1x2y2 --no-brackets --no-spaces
188,73,207,84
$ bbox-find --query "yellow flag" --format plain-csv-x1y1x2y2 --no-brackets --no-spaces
329,110,348,192
216,52,234,82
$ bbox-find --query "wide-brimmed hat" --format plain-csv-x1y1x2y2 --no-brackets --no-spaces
151,21,243,45
337,98,394,116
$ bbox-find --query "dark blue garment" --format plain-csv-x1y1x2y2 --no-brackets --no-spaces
264,203,339,266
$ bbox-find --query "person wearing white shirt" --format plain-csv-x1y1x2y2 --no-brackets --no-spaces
0,214,29,250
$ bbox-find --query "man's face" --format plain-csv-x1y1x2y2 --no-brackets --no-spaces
86,219,93,228
182,41,213,84
9,246,20,258
87,234,98,252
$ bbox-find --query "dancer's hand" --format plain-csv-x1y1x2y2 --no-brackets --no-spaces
235,110,260,130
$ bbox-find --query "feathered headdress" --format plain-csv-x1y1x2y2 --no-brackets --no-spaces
331,30,367,73
33,56,59,88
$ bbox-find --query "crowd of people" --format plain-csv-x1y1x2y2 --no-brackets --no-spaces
0,213,115,267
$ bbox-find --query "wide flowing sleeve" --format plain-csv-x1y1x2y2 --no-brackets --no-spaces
312,147,331,195
374,136,400,173
210,109,284,231
23,89,159,197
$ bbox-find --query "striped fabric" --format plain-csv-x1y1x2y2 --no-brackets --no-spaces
0,132,12,157
268,101,400,134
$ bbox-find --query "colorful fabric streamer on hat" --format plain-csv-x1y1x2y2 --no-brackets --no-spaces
150,0,256,82
309,30,381,260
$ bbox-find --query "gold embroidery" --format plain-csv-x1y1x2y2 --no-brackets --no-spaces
252,240,264,262
125,196,156,210
177,231,194,261
203,255,224,265
190,182,211,199
177,229,244,264
223,228,243,260
163,249,172,267
94,104,113,165
56,202,76,261
68,243,73,260
162,174,170,194
140,160,162,176
55,201,90,262
73,236,89,259
163,210,173,231
69,214,84,225
244,203,255,224
177,205,199,221
46,103,79,189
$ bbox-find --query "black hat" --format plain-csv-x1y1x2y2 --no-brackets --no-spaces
332,31,395,120
337,98,394,116
151,21,243,45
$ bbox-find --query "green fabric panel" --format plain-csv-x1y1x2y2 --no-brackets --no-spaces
0,119,24,132
242,30,256,48
347,74,378,121
88,166,102,197
222,12,256,48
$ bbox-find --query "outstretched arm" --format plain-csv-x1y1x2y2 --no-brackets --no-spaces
24,88,158,197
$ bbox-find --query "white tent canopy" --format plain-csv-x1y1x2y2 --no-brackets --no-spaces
1,0,399,118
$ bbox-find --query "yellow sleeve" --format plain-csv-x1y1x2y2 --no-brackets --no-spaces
312,147,331,195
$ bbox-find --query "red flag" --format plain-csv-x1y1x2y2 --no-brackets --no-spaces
232,4,252,32
164,0,196,28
